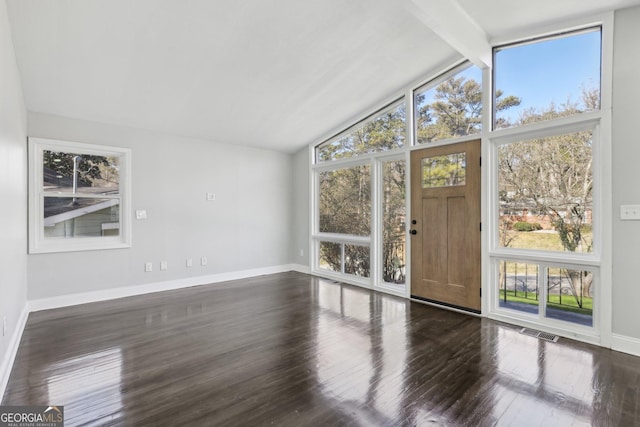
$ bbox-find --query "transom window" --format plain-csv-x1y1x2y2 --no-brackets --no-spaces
414,63,483,144
316,99,405,163
493,27,601,129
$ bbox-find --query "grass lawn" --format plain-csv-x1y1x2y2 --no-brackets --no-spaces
499,230,594,274
506,230,593,253
499,290,593,316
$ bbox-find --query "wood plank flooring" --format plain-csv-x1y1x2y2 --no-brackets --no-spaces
2,272,640,426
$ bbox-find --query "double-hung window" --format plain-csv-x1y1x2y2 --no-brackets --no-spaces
28,137,131,254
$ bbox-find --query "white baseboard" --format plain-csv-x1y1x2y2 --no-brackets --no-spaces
0,303,29,401
2,265,308,400
611,333,640,357
29,264,300,312
290,263,310,274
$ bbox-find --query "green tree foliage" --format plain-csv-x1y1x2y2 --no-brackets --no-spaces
319,165,371,237
318,104,406,280
498,87,599,300
421,153,466,187
416,75,521,143
382,160,406,283
317,104,406,162
44,151,118,188
319,75,521,282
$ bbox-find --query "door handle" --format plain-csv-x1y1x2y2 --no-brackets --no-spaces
410,230,417,235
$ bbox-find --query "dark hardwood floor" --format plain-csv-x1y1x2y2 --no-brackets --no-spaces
2,272,640,426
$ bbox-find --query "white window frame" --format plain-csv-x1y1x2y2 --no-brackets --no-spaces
312,155,375,289
488,119,602,341
485,15,612,346
28,137,132,254
314,98,407,164
307,12,613,347
414,62,484,145
311,97,410,296
375,153,409,294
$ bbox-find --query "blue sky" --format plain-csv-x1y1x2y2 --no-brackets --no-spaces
416,28,601,125
495,29,601,122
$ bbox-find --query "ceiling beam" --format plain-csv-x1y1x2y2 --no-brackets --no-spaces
405,0,492,69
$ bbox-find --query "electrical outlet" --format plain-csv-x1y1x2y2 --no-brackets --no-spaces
186,258,193,267
206,193,216,201
620,204,640,220
160,261,168,271
201,256,208,266
299,249,304,257
145,262,153,272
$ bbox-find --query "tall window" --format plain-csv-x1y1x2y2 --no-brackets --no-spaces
491,28,602,330
314,99,406,290
318,164,372,278
29,138,131,253
382,159,406,285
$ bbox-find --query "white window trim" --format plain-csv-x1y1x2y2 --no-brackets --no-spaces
28,137,132,254
315,98,406,165
490,257,600,340
307,12,613,347
488,119,602,265
375,153,408,294
311,132,408,295
484,14,613,346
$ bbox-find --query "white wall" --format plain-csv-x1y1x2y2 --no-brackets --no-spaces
290,146,310,268
612,5,640,343
27,112,293,300
4,3,639,363
0,0,28,394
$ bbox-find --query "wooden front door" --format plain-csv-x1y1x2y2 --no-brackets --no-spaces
410,140,481,312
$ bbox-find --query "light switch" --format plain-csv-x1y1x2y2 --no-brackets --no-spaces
206,193,216,201
136,210,148,220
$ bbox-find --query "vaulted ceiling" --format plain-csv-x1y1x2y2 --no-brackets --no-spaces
7,0,640,153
